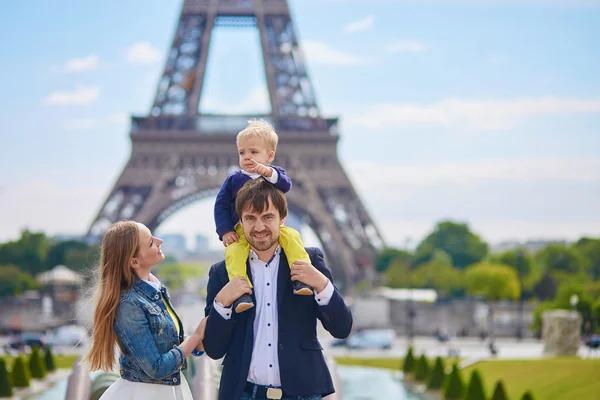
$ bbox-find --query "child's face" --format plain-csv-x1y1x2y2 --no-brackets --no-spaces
238,136,275,172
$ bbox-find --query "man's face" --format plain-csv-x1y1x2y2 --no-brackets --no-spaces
240,197,283,252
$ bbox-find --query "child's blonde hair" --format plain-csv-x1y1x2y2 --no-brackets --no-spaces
236,119,279,152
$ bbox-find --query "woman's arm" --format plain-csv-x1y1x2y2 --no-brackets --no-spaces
114,300,186,379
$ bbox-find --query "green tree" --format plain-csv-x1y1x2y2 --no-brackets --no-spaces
491,380,509,400
443,364,464,400
0,265,38,297
44,347,56,372
464,369,486,400
553,281,593,316
375,248,412,273
29,347,46,379
572,237,600,279
532,271,557,301
427,357,445,390
403,347,415,374
466,263,521,301
0,230,49,276
520,391,534,400
536,244,580,276
466,263,521,345
413,250,464,297
384,259,412,288
413,221,488,269
0,358,12,397
46,239,98,271
11,356,30,388
414,354,429,382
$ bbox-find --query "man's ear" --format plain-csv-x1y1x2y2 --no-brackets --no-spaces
280,216,286,226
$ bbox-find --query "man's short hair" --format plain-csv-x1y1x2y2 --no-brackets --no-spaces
236,178,288,221
236,119,279,153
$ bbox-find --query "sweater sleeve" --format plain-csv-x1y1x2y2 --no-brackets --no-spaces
270,165,292,193
214,174,236,240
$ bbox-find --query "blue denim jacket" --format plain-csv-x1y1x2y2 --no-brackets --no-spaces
114,277,187,385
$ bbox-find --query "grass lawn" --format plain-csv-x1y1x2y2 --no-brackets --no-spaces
463,358,600,400
334,356,461,371
335,356,600,400
1,354,80,370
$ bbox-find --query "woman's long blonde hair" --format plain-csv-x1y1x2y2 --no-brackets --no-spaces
83,220,139,371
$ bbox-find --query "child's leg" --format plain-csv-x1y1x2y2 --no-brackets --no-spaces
224,224,252,288
278,225,311,265
225,224,254,313
278,226,313,295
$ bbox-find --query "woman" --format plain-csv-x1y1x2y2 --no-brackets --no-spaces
84,220,205,400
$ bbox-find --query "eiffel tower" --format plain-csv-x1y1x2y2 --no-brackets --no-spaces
87,0,385,290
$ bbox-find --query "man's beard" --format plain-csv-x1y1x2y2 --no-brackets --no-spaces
246,229,279,252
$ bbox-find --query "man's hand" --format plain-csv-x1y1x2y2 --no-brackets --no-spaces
290,260,329,293
222,231,239,247
247,158,273,178
215,277,252,307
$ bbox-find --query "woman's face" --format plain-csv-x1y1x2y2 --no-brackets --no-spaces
133,223,165,271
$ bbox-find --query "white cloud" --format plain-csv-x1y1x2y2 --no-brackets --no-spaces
106,113,129,124
302,40,372,67
385,40,428,54
0,181,105,242
343,14,375,33
347,158,600,191
64,54,100,72
43,86,101,106
126,42,162,65
348,97,600,130
64,118,99,130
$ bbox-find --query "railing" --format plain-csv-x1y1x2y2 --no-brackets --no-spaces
131,114,339,135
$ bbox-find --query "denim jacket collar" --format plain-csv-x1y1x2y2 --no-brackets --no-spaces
132,276,161,300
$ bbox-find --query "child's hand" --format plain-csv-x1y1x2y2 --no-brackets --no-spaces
248,158,273,178
222,231,239,247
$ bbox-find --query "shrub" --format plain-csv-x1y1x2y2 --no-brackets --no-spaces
428,356,445,389
0,359,13,397
414,354,430,382
443,364,464,400
29,347,47,379
12,356,30,388
521,391,535,400
44,347,56,372
491,380,509,400
464,369,486,400
403,347,415,374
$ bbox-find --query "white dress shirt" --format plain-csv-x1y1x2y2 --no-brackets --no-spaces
213,247,334,386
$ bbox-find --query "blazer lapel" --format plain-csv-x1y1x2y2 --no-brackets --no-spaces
277,250,290,311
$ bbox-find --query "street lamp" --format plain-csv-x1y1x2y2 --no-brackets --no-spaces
570,294,579,312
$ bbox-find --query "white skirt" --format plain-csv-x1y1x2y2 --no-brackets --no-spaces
99,373,194,400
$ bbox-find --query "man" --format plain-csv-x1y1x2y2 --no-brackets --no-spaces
203,178,353,400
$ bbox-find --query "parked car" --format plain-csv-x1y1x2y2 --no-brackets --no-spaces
4,332,48,352
585,335,600,349
48,325,88,348
345,329,396,350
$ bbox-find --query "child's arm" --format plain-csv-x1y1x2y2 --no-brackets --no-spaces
247,160,292,193
269,165,292,193
214,175,237,240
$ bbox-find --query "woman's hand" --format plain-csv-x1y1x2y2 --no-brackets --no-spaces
194,317,207,352
179,317,208,356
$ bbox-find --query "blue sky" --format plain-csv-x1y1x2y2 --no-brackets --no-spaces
1,0,599,249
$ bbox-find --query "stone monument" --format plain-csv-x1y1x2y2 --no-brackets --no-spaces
542,309,581,356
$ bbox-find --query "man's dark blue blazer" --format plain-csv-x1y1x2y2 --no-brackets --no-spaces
203,247,353,400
